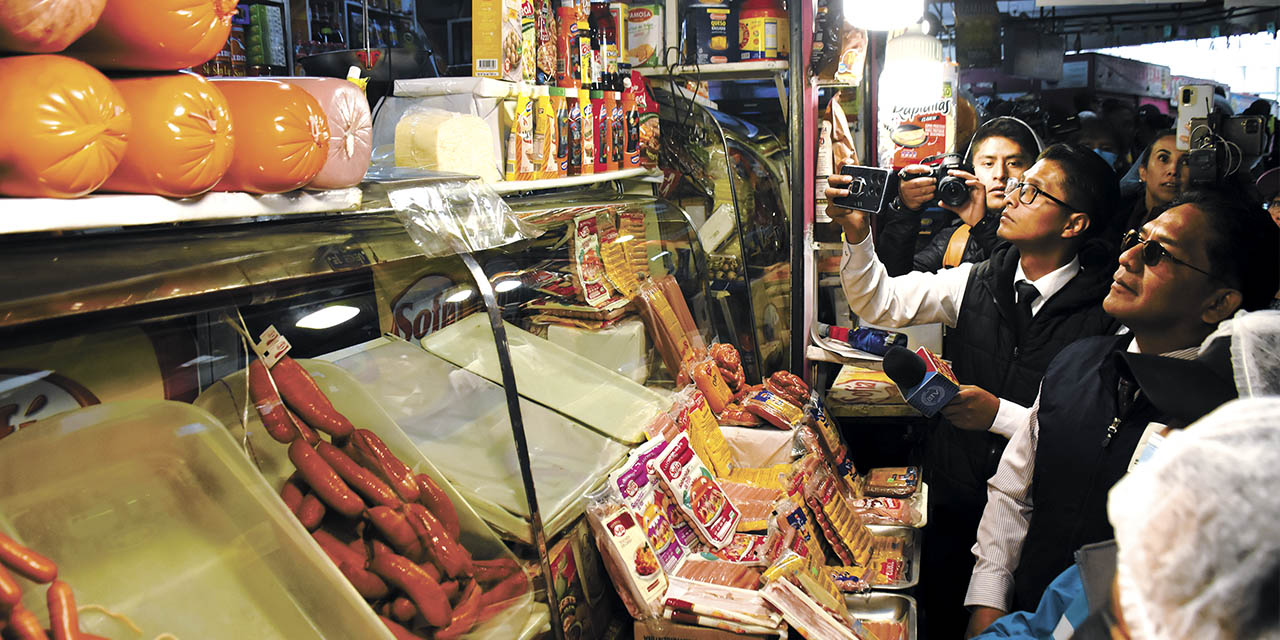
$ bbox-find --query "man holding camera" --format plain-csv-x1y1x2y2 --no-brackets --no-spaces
826,143,1122,639
877,117,1041,274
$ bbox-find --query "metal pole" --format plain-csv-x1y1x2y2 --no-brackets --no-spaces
789,0,815,378
458,251,565,640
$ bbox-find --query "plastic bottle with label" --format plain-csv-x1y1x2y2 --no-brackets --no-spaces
739,0,787,61
589,0,618,91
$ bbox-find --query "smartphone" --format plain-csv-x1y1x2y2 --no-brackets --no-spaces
830,165,894,214
1176,84,1213,151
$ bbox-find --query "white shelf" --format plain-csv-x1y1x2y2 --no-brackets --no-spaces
634,60,789,80
489,168,651,195
0,188,363,235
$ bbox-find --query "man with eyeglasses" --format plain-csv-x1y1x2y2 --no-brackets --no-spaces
962,190,1279,638
827,143,1122,640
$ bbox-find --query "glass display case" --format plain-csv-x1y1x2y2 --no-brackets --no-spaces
652,88,793,383
0,174,715,640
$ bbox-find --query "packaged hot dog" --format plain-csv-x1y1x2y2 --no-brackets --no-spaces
596,210,640,297
584,491,668,619
672,387,734,478
656,275,706,355
850,496,921,527
694,533,767,565
608,437,690,573
654,432,740,549
708,342,746,393
764,371,810,408
689,358,733,416
572,212,614,308
743,389,804,429
635,278,695,377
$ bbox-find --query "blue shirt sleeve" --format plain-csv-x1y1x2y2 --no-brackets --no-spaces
971,564,1085,640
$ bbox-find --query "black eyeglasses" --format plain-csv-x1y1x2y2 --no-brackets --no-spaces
1005,178,1083,212
1121,230,1218,279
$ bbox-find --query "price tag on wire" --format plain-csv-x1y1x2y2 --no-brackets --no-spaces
255,325,292,368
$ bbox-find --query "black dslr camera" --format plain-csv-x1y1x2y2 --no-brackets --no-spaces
918,153,972,208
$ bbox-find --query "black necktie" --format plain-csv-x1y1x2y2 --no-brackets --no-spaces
1015,281,1040,332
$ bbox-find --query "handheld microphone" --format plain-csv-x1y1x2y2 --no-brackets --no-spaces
882,346,960,417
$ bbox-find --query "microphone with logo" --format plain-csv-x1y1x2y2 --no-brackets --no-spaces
882,346,961,417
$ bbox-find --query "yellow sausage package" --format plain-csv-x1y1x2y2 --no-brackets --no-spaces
672,387,734,479
655,432,741,549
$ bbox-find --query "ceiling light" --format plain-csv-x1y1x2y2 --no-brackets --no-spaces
445,287,475,303
844,0,924,32
494,279,522,293
295,305,361,330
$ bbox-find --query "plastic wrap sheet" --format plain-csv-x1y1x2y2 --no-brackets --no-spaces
324,337,630,542
546,318,650,384
421,314,667,445
388,178,539,257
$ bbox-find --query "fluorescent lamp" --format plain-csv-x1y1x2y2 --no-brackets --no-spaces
845,0,924,31
296,305,361,330
445,287,475,303
494,279,522,293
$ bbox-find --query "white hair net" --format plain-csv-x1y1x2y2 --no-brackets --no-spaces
1202,309,1280,397
1108,396,1280,640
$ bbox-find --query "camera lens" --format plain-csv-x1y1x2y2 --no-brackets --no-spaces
937,176,969,207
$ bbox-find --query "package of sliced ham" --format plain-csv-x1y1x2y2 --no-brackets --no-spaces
0,0,105,53
608,437,690,574
720,480,782,533
760,578,860,640
585,491,668,619
655,432,740,549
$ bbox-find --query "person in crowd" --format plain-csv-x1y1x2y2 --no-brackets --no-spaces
973,388,1280,640
1110,130,1188,239
1100,99,1139,161
963,190,1280,637
1260,168,1280,227
1072,115,1127,174
826,143,1122,640
1132,104,1174,156
876,117,1042,274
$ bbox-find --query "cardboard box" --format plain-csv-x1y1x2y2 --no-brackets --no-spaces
472,0,523,81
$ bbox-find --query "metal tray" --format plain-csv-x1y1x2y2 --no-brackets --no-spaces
844,592,918,640
867,525,922,590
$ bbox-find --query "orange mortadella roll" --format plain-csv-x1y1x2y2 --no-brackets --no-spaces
0,0,106,53
101,72,234,197
209,78,329,194
0,54,130,198
66,0,237,70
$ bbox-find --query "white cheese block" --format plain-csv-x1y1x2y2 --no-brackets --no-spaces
394,110,501,183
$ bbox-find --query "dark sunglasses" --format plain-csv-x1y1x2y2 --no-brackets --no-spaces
1121,230,1218,279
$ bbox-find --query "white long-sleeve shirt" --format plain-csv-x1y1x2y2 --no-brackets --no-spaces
839,232,1079,437
964,339,1202,612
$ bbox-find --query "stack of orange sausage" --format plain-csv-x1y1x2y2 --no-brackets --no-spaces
249,356,528,640
0,532,100,640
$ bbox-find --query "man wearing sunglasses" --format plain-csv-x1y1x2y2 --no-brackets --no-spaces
827,143,1122,639
963,190,1279,637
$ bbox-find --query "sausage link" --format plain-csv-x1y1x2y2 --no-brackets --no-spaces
401,503,473,579
368,547,452,628
389,597,417,624
435,580,482,640
272,357,355,440
0,563,20,608
287,408,321,446
472,557,520,584
365,507,424,561
45,580,77,640
317,442,401,510
477,570,529,614
287,440,365,518
337,558,390,600
6,603,47,640
280,474,305,515
414,473,460,541
439,580,460,602
378,615,428,640
0,533,56,584
344,430,419,503
297,493,326,531
248,360,301,443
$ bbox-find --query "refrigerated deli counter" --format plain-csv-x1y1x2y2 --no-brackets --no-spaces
0,174,709,639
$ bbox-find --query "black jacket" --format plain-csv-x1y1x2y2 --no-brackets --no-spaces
927,244,1123,507
876,205,1005,276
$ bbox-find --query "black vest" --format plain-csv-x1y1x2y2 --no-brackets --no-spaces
1011,334,1163,611
931,245,1121,498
